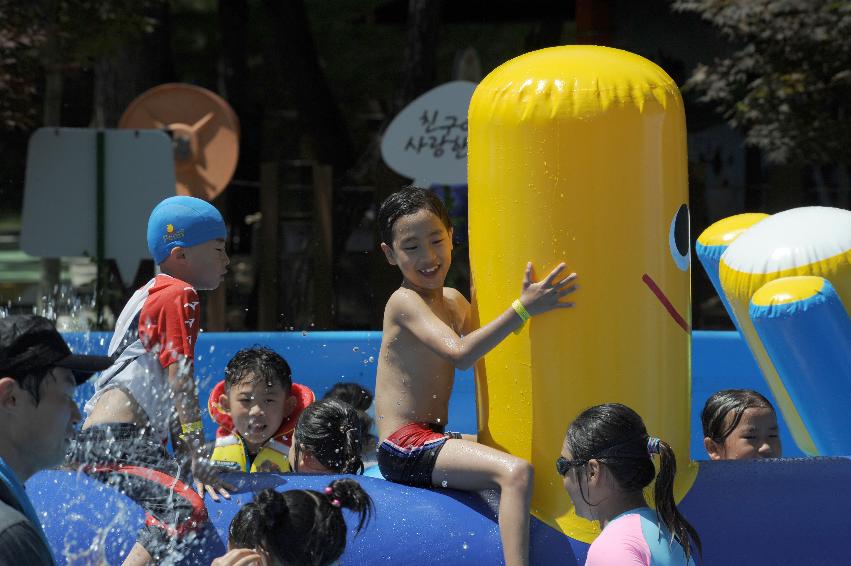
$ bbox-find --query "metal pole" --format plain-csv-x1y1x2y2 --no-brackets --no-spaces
96,130,106,326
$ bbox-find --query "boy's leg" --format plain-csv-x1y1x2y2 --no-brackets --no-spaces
122,543,152,566
432,439,533,566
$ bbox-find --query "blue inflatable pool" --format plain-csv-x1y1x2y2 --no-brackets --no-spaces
26,331,850,565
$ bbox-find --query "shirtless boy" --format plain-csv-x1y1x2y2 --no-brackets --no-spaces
374,187,578,566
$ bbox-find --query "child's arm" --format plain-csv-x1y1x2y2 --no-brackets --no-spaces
168,362,235,496
395,262,577,370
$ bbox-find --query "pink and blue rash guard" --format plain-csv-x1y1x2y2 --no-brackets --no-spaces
586,507,696,566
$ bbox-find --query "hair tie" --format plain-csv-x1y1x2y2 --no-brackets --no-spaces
647,436,662,455
324,485,342,507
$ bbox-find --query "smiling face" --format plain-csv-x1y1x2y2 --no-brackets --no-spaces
381,209,453,293
181,238,230,290
222,374,293,452
705,407,781,460
642,203,691,333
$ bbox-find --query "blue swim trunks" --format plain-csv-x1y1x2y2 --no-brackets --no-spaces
377,422,461,487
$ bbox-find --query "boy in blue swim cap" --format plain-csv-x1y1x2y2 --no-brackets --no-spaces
68,196,233,565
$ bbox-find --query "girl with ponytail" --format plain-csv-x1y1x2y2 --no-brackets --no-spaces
213,478,374,566
291,398,366,474
557,403,701,565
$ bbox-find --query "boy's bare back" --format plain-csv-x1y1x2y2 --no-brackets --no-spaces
375,285,471,441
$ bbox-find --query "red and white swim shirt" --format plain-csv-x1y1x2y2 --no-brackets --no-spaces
85,274,200,441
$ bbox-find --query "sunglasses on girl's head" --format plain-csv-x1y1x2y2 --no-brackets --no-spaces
556,456,586,476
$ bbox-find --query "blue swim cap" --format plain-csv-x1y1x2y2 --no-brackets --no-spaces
147,196,226,264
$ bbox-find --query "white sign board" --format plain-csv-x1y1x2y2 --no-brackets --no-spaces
22,128,176,281
381,81,476,186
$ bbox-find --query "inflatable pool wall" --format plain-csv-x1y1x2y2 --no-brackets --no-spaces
467,45,695,542
29,331,851,565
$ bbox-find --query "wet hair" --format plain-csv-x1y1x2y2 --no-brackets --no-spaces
702,388,775,444
228,479,374,566
564,403,701,561
377,186,452,247
224,347,292,392
13,368,51,406
323,382,377,449
294,398,365,474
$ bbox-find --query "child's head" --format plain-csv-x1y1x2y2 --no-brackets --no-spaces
147,195,229,290
228,479,373,566
220,347,296,450
701,389,781,460
291,398,364,474
323,382,373,412
559,403,700,561
322,382,376,449
378,187,453,290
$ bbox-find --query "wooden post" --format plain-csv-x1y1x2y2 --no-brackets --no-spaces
205,194,228,331
258,162,280,330
575,0,611,45
312,164,334,328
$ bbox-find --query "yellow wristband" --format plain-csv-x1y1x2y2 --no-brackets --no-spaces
512,299,531,334
181,420,203,434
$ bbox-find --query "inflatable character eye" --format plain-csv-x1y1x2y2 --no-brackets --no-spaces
669,204,690,271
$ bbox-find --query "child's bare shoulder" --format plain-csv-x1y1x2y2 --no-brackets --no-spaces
442,287,468,304
385,287,425,318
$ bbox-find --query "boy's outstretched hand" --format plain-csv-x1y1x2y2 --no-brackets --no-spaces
519,262,578,316
192,455,236,502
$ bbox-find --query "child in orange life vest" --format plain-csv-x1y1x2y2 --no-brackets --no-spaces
206,347,313,479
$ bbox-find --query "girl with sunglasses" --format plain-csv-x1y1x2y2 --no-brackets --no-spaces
557,403,701,565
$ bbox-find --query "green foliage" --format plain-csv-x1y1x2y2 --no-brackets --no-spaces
56,0,161,64
0,3,44,128
0,0,162,130
672,0,851,164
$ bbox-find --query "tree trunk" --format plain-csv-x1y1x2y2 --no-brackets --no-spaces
370,0,444,328
395,0,443,113
262,0,356,173
92,4,172,128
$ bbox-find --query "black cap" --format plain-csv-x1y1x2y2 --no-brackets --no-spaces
0,315,112,385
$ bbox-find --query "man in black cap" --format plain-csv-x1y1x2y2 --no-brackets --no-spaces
0,315,111,565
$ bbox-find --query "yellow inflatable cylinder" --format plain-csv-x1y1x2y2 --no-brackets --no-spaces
468,46,697,542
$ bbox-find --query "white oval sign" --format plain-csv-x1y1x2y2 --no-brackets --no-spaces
381,81,476,186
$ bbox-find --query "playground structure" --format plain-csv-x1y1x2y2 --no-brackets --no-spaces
25,46,851,564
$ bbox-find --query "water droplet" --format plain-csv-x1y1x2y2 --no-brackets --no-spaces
462,542,468,550
368,356,375,363
353,346,360,352
301,330,308,336
436,418,441,423
432,394,437,399
441,480,448,487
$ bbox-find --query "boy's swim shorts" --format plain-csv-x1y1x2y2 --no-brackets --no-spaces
377,422,461,487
